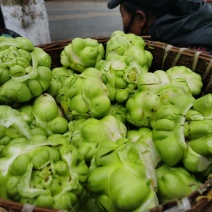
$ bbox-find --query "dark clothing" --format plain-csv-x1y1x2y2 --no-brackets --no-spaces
0,6,21,38
148,2,212,54
0,6,5,28
0,28,21,38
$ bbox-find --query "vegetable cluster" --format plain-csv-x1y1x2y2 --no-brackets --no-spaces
0,36,52,103
0,32,211,211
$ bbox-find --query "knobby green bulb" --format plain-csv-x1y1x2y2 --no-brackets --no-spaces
0,36,52,103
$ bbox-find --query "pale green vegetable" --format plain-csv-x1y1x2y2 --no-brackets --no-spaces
182,143,212,173
127,127,161,168
0,36,52,103
156,165,201,203
87,138,159,212
126,66,201,128
108,103,127,124
192,93,212,118
126,84,188,128
166,66,203,96
106,31,153,68
56,67,111,119
47,66,75,97
152,95,195,166
31,93,68,135
137,69,191,94
60,37,105,73
182,94,212,173
0,105,32,139
0,134,88,210
69,115,127,163
96,56,148,103
16,93,69,136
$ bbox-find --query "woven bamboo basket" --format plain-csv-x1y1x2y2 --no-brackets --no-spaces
37,37,212,95
0,37,212,212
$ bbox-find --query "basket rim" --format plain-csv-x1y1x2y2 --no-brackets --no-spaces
37,36,212,61
0,177,211,212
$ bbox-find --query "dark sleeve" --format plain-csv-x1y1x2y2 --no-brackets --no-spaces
168,0,204,16
0,6,21,38
0,6,5,28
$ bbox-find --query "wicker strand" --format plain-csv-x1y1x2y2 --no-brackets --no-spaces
0,207,8,212
192,51,202,72
21,204,35,212
162,44,173,70
202,59,212,80
171,48,188,67
202,73,212,95
164,197,191,212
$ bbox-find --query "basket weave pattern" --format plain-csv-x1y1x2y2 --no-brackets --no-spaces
38,37,212,95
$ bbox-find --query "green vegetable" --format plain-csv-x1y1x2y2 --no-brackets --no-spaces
184,120,212,140
69,115,127,163
137,69,192,95
192,93,212,118
47,66,76,120
60,37,105,73
188,134,212,156
14,93,68,137
0,125,6,140
129,67,198,128
78,191,100,212
126,84,188,128
47,66,75,98
126,89,161,128
182,94,212,172
0,105,32,139
56,67,111,119
106,31,153,68
127,127,161,168
0,134,88,210
0,36,34,52
96,56,148,103
31,93,68,135
156,165,201,203
182,143,212,173
108,103,127,124
0,37,52,103
137,70,171,92
152,95,195,166
18,105,35,127
87,138,159,212
166,66,203,96
32,47,51,68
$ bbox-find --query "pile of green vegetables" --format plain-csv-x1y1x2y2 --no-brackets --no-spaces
0,31,211,212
